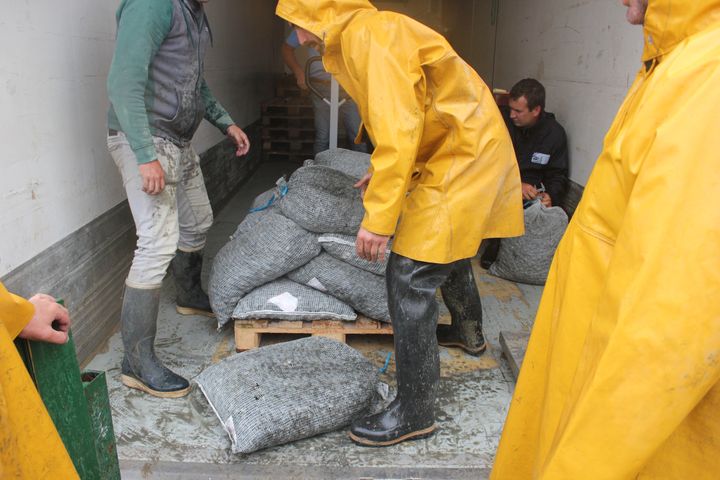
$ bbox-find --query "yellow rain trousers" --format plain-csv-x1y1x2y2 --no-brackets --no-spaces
492,1,720,478
276,0,523,264
0,282,79,479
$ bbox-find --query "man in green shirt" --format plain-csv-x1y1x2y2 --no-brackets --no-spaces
106,0,249,398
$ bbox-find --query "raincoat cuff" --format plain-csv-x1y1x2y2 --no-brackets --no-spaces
361,215,396,237
2,292,35,339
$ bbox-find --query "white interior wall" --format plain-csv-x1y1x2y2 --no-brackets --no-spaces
0,1,280,276
493,0,644,185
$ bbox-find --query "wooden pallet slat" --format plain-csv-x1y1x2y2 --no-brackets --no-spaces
234,315,393,352
262,126,316,141
262,116,315,128
262,151,314,163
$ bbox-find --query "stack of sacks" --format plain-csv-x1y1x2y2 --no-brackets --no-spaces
208,149,392,329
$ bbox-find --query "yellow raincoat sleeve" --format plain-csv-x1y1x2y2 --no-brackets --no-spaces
0,286,35,338
345,25,426,236
0,282,79,479
536,80,720,478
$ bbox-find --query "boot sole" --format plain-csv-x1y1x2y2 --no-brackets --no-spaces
121,374,191,398
176,306,216,318
348,424,436,447
438,341,487,356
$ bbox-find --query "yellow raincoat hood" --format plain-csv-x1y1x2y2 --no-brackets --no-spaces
492,1,720,478
277,0,524,263
642,0,720,61
276,0,375,42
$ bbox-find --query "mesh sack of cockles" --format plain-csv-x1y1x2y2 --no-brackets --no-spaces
279,165,364,235
488,201,568,285
317,234,390,276
194,336,382,454
232,278,356,321
231,177,289,239
231,204,280,240
314,148,371,180
288,252,390,322
209,211,320,327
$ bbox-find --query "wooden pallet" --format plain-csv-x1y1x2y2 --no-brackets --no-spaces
262,151,314,163
262,138,314,152
262,97,314,117
262,126,315,141
274,77,306,98
262,115,315,128
234,315,393,352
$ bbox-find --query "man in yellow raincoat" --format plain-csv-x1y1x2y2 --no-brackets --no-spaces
492,1,720,478
0,282,79,478
276,0,524,446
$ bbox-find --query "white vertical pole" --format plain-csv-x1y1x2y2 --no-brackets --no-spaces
329,77,340,150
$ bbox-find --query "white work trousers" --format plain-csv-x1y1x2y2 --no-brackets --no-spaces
107,133,213,289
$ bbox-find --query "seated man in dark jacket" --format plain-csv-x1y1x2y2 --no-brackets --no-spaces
481,78,569,269
502,78,568,208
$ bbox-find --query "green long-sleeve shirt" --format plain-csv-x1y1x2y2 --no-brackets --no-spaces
107,0,234,165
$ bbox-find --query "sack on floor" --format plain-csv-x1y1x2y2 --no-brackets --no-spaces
195,336,381,454
318,234,390,276
488,201,568,285
288,253,390,322
314,148,371,180
279,165,364,235
209,212,321,327
233,278,357,321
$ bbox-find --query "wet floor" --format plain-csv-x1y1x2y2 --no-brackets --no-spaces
85,160,542,480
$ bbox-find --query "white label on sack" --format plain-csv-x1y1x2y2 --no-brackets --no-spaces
267,292,299,312
224,415,237,448
307,277,328,292
531,152,551,165
376,382,390,400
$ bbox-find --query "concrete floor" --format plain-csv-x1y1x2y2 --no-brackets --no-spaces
85,160,542,480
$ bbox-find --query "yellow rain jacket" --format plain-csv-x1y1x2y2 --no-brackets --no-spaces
276,0,523,264
492,1,720,478
0,283,79,479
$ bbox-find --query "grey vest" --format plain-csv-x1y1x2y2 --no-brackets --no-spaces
149,0,212,145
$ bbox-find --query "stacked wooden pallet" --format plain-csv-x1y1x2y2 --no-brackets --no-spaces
232,300,453,352
234,315,393,352
261,77,315,163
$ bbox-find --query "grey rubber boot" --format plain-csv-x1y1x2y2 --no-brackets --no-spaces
170,249,214,317
349,253,452,447
437,259,487,356
120,286,191,398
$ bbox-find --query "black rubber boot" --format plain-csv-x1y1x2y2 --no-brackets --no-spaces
170,249,214,317
479,238,500,269
438,259,487,356
120,286,191,398
349,254,454,447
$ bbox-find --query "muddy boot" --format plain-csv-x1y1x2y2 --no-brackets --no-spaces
170,249,214,317
479,238,500,269
120,286,191,398
438,259,487,356
349,254,452,447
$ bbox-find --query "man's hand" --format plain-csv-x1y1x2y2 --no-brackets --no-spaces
356,227,390,262
521,182,538,200
354,173,372,199
227,125,250,157
19,294,71,345
293,69,308,90
539,192,552,207
139,160,165,195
